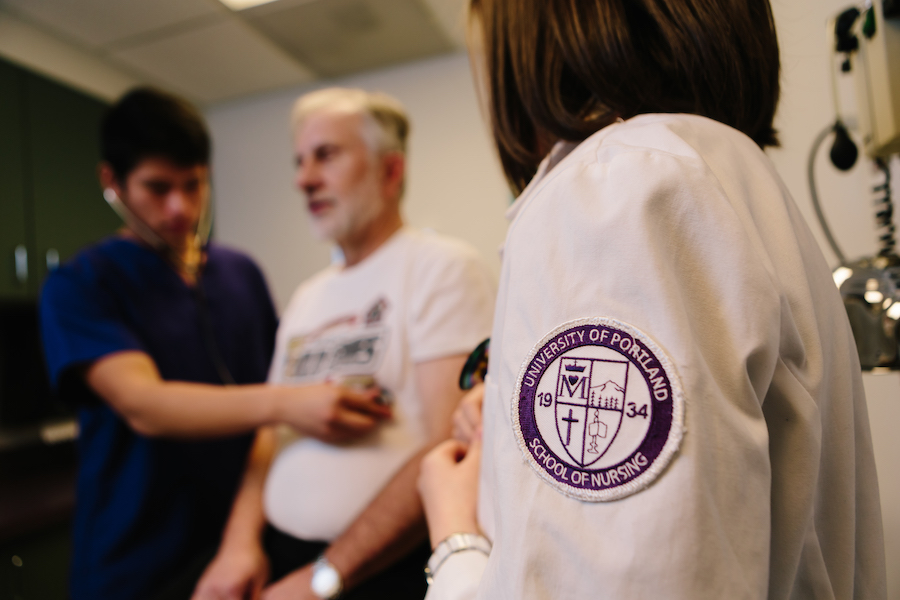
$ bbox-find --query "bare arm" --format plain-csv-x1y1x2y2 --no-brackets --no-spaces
261,354,467,600
85,350,391,438
192,427,276,600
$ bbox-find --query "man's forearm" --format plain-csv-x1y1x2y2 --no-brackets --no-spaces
86,351,282,437
325,445,433,588
120,380,293,437
85,351,389,439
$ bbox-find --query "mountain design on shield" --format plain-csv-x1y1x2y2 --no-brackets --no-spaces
592,380,624,410
555,357,629,467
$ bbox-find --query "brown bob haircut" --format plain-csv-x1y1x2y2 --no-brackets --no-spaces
470,0,781,193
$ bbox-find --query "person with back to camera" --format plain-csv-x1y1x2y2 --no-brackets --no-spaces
191,88,495,600
416,0,888,598
39,88,391,600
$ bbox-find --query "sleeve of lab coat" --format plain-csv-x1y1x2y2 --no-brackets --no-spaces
424,551,490,600
477,145,784,599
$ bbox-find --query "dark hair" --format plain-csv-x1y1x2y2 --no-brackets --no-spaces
471,0,782,193
101,87,211,181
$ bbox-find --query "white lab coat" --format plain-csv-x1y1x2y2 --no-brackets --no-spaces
426,114,886,600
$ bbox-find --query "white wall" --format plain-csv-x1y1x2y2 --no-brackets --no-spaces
206,3,899,595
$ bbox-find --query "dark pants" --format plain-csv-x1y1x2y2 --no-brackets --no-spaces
264,525,430,600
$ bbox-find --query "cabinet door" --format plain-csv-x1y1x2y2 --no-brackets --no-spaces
0,60,31,298
25,73,121,288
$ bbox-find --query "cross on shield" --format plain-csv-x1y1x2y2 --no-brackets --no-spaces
555,357,629,467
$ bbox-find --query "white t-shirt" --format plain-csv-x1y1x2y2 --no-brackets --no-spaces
265,227,495,541
427,114,886,599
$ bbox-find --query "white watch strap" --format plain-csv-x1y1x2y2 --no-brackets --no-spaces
425,533,492,585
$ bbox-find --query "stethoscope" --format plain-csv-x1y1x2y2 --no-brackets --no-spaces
102,187,236,385
102,186,212,279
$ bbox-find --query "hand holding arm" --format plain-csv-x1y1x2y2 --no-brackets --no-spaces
420,381,484,542
419,436,482,545
418,437,487,600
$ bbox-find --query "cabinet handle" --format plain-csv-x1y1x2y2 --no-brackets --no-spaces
14,245,28,283
46,248,60,271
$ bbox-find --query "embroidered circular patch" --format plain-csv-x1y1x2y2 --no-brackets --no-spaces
513,317,684,502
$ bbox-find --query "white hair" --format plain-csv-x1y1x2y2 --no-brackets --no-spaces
290,87,409,155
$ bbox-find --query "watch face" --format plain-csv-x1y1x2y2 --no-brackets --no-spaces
311,561,342,598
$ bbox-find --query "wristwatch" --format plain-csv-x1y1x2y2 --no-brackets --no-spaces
424,532,492,585
310,554,343,599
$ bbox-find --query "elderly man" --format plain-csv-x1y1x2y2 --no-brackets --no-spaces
193,88,495,600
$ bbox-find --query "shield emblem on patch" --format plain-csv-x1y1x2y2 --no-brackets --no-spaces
555,357,628,467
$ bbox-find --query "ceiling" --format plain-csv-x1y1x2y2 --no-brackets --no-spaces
0,0,468,105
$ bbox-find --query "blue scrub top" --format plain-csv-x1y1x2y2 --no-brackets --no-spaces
40,237,278,600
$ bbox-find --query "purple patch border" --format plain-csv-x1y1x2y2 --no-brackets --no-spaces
511,317,684,502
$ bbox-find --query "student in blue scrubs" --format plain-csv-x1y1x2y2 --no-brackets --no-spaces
39,88,391,600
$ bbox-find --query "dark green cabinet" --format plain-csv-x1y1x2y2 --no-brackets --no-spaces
0,60,30,299
0,58,121,298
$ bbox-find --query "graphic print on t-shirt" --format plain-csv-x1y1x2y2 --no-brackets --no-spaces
282,298,390,382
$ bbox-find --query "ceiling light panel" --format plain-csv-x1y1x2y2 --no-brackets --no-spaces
217,0,279,11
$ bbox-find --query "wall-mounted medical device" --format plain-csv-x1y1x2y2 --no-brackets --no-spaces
814,1,900,370
851,0,900,157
